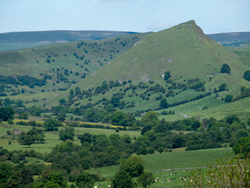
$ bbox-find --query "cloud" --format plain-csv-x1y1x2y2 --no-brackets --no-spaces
145,22,176,32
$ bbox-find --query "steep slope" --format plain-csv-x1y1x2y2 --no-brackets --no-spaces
46,20,249,109
0,30,137,51
76,20,244,87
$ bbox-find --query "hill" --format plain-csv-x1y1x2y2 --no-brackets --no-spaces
207,32,250,47
43,20,249,116
0,30,137,51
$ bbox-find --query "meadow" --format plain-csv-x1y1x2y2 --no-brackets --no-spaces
0,121,140,153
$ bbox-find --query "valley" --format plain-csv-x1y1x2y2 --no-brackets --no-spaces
0,19,249,187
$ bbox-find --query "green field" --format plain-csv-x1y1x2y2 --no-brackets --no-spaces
0,122,140,153
89,147,232,187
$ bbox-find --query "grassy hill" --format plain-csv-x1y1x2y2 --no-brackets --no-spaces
0,33,148,105
0,20,249,121
0,30,138,52
43,20,249,113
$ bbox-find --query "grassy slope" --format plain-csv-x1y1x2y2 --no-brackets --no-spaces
87,147,232,178
46,20,249,111
0,33,147,77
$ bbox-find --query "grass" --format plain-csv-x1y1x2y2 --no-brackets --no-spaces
0,122,140,153
87,147,232,178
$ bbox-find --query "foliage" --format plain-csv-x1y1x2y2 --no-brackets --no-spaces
243,70,250,81
225,95,233,103
18,127,45,147
136,172,154,188
76,172,94,188
0,106,14,121
111,170,135,188
59,126,75,141
159,98,168,109
220,63,231,74
164,71,171,80
185,154,250,187
233,137,250,156
120,156,145,178
43,118,62,131
219,83,227,91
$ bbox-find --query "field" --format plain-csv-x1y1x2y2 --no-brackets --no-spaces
0,122,140,153
89,147,232,187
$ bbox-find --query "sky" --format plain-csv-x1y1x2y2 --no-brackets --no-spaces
0,0,249,34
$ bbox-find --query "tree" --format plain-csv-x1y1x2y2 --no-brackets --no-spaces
18,132,35,148
243,70,250,81
159,98,168,109
75,86,81,96
219,83,227,91
43,118,58,131
59,127,75,141
0,162,12,186
220,64,231,74
46,172,67,188
233,137,250,156
164,71,171,80
0,106,15,121
75,172,94,188
225,95,233,103
120,156,145,177
59,98,66,106
136,172,154,188
78,133,92,145
247,118,250,126
111,110,127,126
111,170,135,188
30,106,42,116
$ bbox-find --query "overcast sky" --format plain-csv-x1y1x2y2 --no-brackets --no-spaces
0,0,249,34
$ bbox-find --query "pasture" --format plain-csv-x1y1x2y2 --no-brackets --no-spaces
0,122,140,153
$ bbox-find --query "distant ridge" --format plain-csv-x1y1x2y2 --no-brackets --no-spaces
0,30,137,51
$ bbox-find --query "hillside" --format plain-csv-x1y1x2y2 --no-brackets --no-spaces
0,30,137,51
44,20,249,114
208,32,250,47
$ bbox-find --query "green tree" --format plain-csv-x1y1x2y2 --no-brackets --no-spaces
247,118,250,126
75,172,94,188
59,126,75,141
0,106,15,121
243,70,250,81
219,83,227,91
136,172,154,188
225,95,233,103
111,110,127,126
78,133,92,145
159,98,168,109
111,170,135,188
59,98,67,106
164,71,171,80
30,106,42,116
120,156,145,177
22,112,29,119
220,64,231,74
43,118,57,131
75,86,81,96
47,172,67,188
233,137,250,156
0,162,12,186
